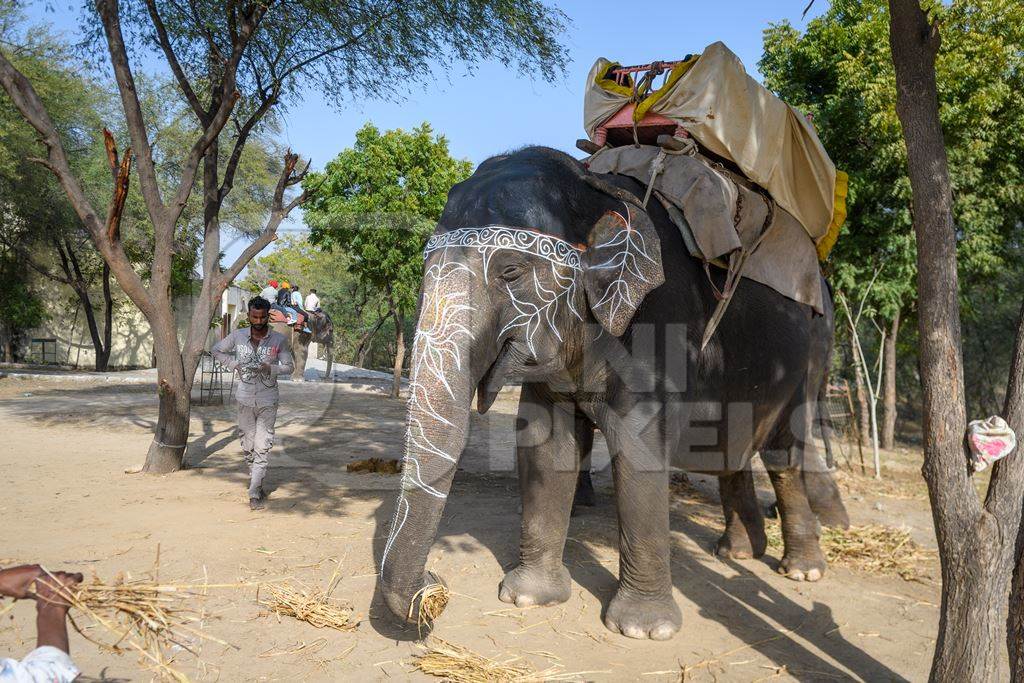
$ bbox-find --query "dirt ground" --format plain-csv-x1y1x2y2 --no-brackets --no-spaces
0,374,948,681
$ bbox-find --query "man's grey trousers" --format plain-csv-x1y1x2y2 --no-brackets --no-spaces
238,403,278,499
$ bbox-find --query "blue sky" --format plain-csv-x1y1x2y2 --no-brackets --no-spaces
25,0,826,266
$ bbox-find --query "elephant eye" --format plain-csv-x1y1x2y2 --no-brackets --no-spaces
500,264,524,281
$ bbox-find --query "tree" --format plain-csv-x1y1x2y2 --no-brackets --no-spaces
0,251,47,362
887,0,1024,679
242,233,390,366
761,0,1024,447
0,0,567,472
304,122,473,397
0,13,118,369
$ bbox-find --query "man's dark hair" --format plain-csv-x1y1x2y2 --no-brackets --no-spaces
248,296,272,311
310,288,317,294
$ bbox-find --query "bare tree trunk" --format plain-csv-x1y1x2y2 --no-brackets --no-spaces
851,338,872,448
391,309,405,400
353,312,390,367
1005,301,1024,680
888,2,1024,680
143,314,191,473
881,309,900,449
99,262,113,371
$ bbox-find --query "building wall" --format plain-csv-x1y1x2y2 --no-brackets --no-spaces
22,282,251,370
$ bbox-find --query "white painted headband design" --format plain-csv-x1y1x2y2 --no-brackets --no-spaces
424,227,584,274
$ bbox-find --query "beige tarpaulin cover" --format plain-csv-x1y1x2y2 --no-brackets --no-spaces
584,41,841,243
587,144,825,314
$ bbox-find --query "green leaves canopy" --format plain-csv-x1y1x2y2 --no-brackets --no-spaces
760,0,1024,321
303,122,472,316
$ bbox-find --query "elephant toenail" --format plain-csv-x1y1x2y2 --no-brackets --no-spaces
788,569,806,581
806,568,822,582
622,625,647,639
651,624,676,640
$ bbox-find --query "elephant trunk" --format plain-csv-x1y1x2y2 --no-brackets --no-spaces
379,260,477,622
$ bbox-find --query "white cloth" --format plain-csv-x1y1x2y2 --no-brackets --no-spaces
290,290,303,309
0,646,79,682
304,293,320,311
967,416,1017,472
259,285,277,302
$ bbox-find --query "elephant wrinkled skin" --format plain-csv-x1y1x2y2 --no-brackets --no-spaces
378,147,848,641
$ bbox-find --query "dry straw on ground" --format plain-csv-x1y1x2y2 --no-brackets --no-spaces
258,565,359,631
412,638,593,682
766,523,932,580
39,569,236,682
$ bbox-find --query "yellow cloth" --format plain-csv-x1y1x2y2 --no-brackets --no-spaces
584,42,846,244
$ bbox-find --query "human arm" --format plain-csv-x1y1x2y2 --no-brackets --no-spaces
270,336,294,377
211,332,239,371
0,566,81,682
32,572,81,653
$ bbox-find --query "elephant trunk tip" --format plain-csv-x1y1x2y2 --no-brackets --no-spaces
381,572,451,627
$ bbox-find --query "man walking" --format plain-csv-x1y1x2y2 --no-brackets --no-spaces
212,297,293,510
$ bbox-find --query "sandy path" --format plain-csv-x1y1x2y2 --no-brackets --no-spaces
0,377,942,681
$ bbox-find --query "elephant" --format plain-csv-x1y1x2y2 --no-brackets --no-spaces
271,310,334,381
378,147,848,641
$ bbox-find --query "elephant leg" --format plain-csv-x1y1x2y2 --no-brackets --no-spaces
716,469,767,560
572,412,596,512
499,383,578,608
603,435,681,641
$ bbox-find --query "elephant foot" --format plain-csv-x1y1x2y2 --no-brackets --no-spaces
498,564,571,608
777,546,827,582
603,588,681,641
716,523,767,560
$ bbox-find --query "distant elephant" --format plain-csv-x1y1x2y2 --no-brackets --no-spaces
271,309,334,381
378,147,848,641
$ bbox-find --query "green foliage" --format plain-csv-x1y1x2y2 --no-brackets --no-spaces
0,251,47,338
761,0,1024,417
761,0,1024,321
304,123,472,317
112,0,569,114
244,233,396,365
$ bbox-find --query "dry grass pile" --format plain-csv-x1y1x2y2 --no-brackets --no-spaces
412,638,533,682
766,523,932,580
40,570,233,682
410,578,450,630
258,567,359,632
346,457,402,474
411,638,590,682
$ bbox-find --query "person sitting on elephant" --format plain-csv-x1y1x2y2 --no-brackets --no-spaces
288,286,311,332
304,288,321,312
259,279,278,303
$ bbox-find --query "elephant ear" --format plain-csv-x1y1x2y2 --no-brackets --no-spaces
582,202,665,336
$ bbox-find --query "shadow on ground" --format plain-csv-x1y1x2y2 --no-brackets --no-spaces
0,380,905,681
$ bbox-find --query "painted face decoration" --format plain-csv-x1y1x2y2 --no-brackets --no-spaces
380,227,586,573
423,227,585,355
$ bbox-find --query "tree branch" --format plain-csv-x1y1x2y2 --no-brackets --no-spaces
217,86,280,204
103,129,131,243
217,150,314,289
143,0,206,120
0,45,152,315
94,0,165,224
